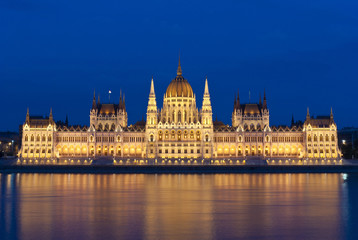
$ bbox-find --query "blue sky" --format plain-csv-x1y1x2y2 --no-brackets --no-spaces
1,0,358,131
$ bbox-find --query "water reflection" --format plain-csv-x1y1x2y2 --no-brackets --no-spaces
0,173,353,240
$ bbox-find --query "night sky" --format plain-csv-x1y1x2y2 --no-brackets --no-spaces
1,0,358,131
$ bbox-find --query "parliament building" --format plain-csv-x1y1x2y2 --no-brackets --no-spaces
18,59,341,164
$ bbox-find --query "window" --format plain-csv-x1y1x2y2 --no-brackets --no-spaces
197,149,200,153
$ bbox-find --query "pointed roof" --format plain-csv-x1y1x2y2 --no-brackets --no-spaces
306,107,310,120
177,54,182,76
49,108,53,122
150,76,156,97
204,76,210,96
262,90,267,109
92,90,97,109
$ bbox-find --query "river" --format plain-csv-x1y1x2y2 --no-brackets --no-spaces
1,173,357,240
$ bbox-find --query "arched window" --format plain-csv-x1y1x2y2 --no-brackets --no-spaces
158,131,163,141
314,135,317,142
98,124,103,131
36,135,40,141
171,130,175,139
111,124,115,131
257,124,261,130
42,135,46,141
196,131,201,141
319,135,323,142
250,124,255,130
308,135,311,141
178,111,182,123
90,136,94,142
325,134,329,141
177,131,182,141
331,135,335,141
48,135,52,141
205,134,209,142
105,124,109,130
238,136,242,142
117,136,121,142
31,135,34,141
266,136,270,142
150,134,154,142
25,135,28,141
184,130,188,139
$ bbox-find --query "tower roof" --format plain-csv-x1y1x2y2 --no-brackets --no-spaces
165,57,194,98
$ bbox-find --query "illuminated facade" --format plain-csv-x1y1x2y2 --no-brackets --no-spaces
18,59,341,164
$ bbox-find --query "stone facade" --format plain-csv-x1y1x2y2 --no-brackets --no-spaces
18,60,341,163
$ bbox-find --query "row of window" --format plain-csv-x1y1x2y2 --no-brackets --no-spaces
271,137,304,143
308,149,336,154
158,149,202,154
24,149,52,154
307,134,335,142
158,143,200,147
123,137,145,142
57,137,88,142
24,135,52,142
214,137,236,142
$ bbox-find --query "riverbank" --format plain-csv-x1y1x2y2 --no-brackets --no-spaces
1,164,358,174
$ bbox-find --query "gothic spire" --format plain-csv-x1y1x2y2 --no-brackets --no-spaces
291,114,294,127
26,108,30,123
204,76,210,96
150,76,156,97
92,90,97,109
177,54,182,76
263,90,267,109
306,107,310,120
330,107,334,120
97,94,101,105
49,108,53,122
259,93,262,106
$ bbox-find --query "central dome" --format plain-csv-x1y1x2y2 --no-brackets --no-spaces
165,57,194,98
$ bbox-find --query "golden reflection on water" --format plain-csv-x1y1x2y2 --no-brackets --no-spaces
0,173,346,240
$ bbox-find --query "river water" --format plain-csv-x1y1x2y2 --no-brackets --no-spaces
1,173,357,240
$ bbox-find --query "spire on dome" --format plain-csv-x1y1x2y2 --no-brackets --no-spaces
177,54,182,76
330,107,334,120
